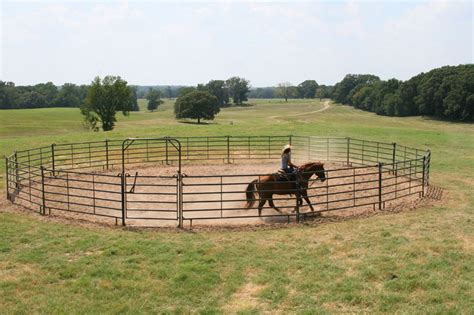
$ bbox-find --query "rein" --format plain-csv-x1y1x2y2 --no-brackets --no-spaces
297,163,323,187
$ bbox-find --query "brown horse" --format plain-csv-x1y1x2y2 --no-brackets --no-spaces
245,162,326,216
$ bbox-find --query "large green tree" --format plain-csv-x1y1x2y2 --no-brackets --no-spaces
178,86,196,97
297,80,318,98
276,82,296,102
80,76,132,131
0,81,19,109
146,88,164,112
332,74,380,105
315,85,333,100
226,77,250,105
128,86,140,111
174,90,219,124
205,80,229,107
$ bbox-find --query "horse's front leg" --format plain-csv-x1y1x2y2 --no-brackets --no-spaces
292,194,303,213
301,190,315,212
258,199,267,216
268,195,281,213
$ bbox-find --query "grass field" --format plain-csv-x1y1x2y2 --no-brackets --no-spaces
1,99,473,313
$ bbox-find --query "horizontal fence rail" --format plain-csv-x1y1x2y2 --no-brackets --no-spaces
5,136,431,228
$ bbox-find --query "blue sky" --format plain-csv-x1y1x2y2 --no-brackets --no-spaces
1,0,472,86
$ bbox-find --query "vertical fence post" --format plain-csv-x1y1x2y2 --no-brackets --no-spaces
352,168,356,206
392,143,397,174
14,151,20,190
51,144,56,176
177,171,184,228
289,135,293,146
71,144,74,168
40,166,46,215
66,172,70,211
105,140,109,170
226,136,230,164
426,150,431,186
120,172,126,226
326,171,329,211
378,162,383,210
409,160,412,193
394,161,398,198
166,140,169,165
5,157,10,201
92,174,96,214
146,139,149,162
295,177,300,223
346,137,350,165
422,155,426,197
27,151,31,200
88,142,92,167
220,176,223,218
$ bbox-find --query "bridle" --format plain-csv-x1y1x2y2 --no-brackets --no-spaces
298,163,324,187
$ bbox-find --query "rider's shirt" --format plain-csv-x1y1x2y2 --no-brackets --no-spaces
281,152,291,170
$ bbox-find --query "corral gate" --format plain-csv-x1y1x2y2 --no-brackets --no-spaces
121,138,183,227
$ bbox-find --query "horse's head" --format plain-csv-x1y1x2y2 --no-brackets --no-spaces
300,162,326,182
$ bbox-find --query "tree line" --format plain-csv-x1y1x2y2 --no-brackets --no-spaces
2,64,471,127
331,64,473,121
0,81,139,111
135,85,183,99
139,80,330,101
0,78,329,110
248,81,333,101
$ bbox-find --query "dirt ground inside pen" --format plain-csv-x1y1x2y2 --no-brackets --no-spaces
10,160,427,228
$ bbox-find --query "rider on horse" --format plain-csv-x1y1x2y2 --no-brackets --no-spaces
280,144,299,179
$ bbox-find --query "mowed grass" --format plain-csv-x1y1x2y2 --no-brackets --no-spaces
1,99,473,313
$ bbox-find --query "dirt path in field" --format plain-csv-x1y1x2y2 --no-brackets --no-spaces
269,99,331,119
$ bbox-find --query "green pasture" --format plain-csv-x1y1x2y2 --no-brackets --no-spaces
1,99,473,313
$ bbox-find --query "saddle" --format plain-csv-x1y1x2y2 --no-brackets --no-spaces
274,169,297,182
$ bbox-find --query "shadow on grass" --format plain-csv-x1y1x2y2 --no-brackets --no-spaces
420,115,473,125
222,103,255,108
333,102,473,124
178,120,218,125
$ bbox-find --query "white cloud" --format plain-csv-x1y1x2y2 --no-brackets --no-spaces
1,1,472,85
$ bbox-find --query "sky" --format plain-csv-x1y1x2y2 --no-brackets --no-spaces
1,0,473,87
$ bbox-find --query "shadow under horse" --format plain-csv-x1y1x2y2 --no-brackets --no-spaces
245,162,327,216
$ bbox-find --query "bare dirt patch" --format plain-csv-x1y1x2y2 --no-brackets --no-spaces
224,269,268,313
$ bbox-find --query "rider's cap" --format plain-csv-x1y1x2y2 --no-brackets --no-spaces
282,144,291,153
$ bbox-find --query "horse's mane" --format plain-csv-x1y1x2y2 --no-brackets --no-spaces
299,161,324,170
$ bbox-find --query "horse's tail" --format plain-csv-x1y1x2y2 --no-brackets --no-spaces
245,179,258,208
